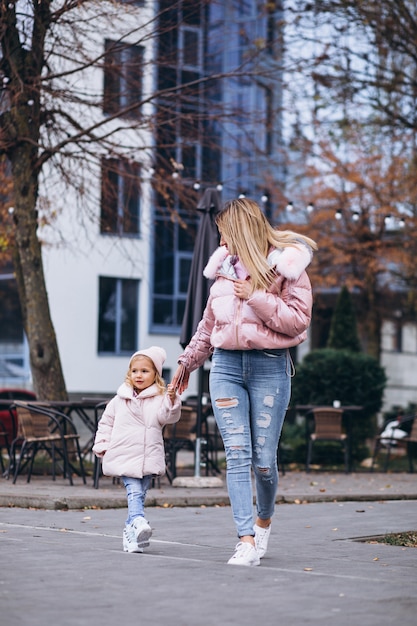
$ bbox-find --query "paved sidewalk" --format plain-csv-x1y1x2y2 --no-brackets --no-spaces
0,469,416,510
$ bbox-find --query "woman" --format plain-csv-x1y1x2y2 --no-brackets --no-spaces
172,198,317,566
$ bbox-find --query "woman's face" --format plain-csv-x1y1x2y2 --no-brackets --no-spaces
219,229,232,252
219,232,228,249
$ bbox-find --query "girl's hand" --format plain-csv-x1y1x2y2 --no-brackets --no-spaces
171,364,190,395
166,384,177,402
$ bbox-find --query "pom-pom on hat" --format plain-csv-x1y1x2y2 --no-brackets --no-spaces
129,346,166,376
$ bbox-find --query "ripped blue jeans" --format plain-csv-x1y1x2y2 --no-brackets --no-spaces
210,348,291,538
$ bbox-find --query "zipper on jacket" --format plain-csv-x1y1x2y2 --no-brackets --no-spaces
235,297,242,348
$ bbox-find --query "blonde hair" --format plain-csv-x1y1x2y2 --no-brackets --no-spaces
216,197,318,291
126,355,166,395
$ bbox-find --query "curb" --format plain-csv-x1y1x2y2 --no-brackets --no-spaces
1,491,416,511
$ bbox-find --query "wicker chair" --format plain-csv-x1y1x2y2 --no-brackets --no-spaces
306,407,349,473
8,401,86,485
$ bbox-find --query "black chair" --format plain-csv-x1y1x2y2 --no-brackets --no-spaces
92,401,108,489
164,406,197,481
8,401,86,484
0,416,10,474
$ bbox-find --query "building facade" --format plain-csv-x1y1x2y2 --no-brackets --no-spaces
0,1,415,413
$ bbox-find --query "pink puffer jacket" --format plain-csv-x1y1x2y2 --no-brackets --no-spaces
179,243,314,372
92,382,181,478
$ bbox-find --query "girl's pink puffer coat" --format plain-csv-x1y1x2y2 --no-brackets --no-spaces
92,382,181,479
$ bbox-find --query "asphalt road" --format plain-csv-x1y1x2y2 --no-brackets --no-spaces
1,499,416,626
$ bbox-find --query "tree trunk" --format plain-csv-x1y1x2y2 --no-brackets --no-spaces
10,148,68,401
360,276,381,361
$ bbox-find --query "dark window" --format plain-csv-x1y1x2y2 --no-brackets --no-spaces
0,278,23,343
182,28,200,68
100,158,140,235
152,212,197,330
103,39,143,119
98,277,139,354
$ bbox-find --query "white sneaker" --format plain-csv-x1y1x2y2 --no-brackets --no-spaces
131,516,152,547
227,542,260,567
254,523,271,559
123,526,143,553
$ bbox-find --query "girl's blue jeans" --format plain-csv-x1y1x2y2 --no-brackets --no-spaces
122,475,152,525
210,348,291,538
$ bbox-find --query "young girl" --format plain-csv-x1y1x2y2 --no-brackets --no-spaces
93,346,181,553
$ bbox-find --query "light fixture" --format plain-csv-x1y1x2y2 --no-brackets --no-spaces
172,171,179,179
352,211,360,221
384,214,393,226
216,182,223,191
306,202,314,213
286,202,293,212
399,218,406,228
238,191,246,199
335,209,342,220
261,194,269,203
193,181,201,191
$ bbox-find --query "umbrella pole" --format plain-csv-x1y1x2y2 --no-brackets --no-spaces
194,367,204,478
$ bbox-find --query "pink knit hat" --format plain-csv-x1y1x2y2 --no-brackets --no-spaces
129,346,166,376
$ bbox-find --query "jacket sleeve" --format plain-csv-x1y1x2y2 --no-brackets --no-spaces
178,296,215,371
157,393,182,426
247,271,313,338
92,397,116,457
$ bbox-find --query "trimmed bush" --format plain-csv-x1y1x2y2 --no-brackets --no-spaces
290,348,387,462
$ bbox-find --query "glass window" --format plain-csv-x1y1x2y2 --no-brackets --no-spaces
152,212,197,330
100,158,140,235
98,277,139,354
103,39,143,119
181,27,201,69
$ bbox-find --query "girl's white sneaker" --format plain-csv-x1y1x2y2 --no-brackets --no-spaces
131,517,152,547
123,526,143,553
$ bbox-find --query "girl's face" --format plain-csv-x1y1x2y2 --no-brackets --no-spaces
129,356,156,392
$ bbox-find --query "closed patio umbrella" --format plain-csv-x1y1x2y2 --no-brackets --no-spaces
180,187,221,477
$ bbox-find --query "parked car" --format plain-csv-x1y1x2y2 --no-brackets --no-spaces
0,388,37,446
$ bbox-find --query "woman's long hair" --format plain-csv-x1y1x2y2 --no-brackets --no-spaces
215,197,318,291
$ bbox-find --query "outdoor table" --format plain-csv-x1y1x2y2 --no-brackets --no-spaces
17,398,110,459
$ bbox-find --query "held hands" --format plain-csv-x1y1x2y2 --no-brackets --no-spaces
171,364,190,395
233,278,253,300
166,384,177,403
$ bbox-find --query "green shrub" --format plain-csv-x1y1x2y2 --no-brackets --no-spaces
290,348,387,462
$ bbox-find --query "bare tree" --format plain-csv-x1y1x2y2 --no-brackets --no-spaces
0,1,284,399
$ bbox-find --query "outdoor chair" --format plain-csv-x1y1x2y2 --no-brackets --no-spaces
92,400,112,489
306,407,349,473
0,416,10,475
164,405,198,482
8,401,86,485
371,414,417,473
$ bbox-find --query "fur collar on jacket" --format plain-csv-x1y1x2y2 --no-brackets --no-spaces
116,382,161,400
203,242,312,282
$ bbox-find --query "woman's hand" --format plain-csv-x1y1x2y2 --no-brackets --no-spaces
171,364,190,395
233,278,253,300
